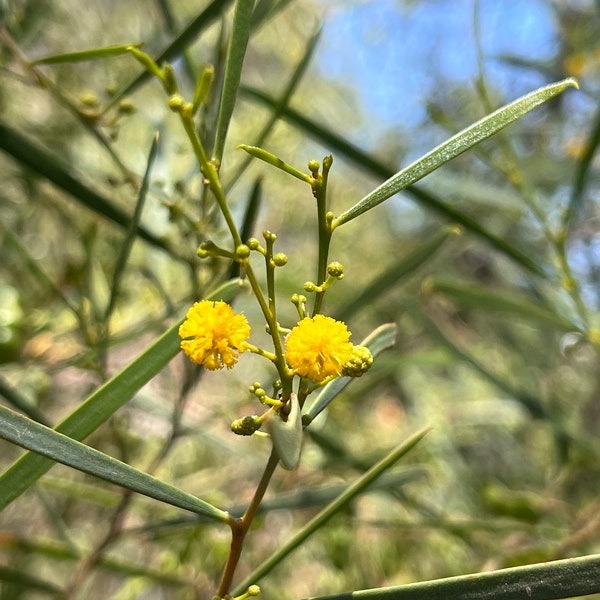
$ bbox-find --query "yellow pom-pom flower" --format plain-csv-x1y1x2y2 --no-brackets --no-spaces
284,314,354,382
179,300,250,370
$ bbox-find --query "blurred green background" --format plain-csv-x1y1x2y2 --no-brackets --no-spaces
1,1,599,598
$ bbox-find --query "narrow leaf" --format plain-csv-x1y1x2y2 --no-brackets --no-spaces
232,426,431,595
0,405,229,522
0,376,50,426
106,132,159,319
302,552,600,600
226,27,321,191
333,78,578,227
237,144,313,183
31,44,143,65
303,323,398,426
0,279,240,510
241,86,547,277
212,0,255,164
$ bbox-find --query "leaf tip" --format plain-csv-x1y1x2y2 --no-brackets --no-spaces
565,76,579,90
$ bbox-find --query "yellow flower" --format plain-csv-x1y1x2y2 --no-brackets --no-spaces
179,300,250,370
284,314,354,382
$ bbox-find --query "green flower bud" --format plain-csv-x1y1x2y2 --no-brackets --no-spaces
168,94,185,112
326,211,335,230
118,99,136,114
247,238,261,250
248,584,261,596
235,244,251,260
291,293,307,306
327,261,344,279
308,159,320,174
231,415,261,436
341,345,374,377
263,230,277,242
80,91,99,107
303,281,319,293
163,63,178,94
273,253,287,267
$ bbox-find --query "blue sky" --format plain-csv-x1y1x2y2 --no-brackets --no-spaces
315,0,557,134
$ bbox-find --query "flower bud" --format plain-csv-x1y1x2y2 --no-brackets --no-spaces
248,585,261,596
80,91,99,107
273,253,287,267
118,99,136,114
247,238,261,251
235,244,251,260
327,261,344,279
163,63,178,94
231,415,261,436
308,159,320,174
341,345,374,377
168,94,185,113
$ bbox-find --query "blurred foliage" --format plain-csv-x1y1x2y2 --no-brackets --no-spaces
0,0,599,599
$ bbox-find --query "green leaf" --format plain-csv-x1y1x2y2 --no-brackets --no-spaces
233,427,431,595
333,78,579,227
0,279,240,511
303,323,398,426
31,43,143,64
241,86,547,277
423,277,581,333
225,27,321,191
301,552,600,600
0,404,229,522
237,144,313,183
106,132,159,319
212,0,255,164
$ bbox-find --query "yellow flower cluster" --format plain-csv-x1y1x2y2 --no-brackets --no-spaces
179,302,372,383
179,300,250,370
284,314,354,382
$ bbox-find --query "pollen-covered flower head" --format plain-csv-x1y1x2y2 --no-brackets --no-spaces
179,300,250,370
284,314,354,382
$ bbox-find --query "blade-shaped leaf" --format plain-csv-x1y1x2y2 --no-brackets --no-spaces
0,279,240,510
212,0,255,164
0,404,230,522
303,323,398,426
241,86,547,277
31,44,143,64
333,78,578,227
301,553,600,600
226,27,321,191
106,132,159,319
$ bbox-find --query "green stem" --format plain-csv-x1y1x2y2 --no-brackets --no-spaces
313,156,334,316
178,113,242,248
